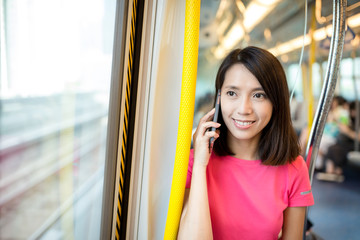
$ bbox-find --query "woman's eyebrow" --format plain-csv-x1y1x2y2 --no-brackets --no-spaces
223,86,264,91
223,85,240,90
252,87,265,91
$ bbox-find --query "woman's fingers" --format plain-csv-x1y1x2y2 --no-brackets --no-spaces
208,130,220,152
193,108,221,148
201,121,221,132
192,108,221,165
198,108,220,132
193,121,221,146
194,108,218,137
205,129,220,138
199,108,215,124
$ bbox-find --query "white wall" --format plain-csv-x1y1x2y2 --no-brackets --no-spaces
138,0,186,239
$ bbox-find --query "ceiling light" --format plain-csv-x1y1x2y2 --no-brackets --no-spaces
216,11,233,36
221,22,244,50
269,13,360,56
213,45,227,59
271,35,311,56
235,0,246,14
243,0,279,32
313,28,327,41
216,0,231,20
348,13,360,28
214,0,281,59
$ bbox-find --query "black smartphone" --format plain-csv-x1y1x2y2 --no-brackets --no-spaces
209,89,221,147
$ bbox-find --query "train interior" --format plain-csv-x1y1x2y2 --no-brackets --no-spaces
1,0,360,239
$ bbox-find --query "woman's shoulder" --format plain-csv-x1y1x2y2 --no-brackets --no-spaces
287,155,308,172
283,156,312,186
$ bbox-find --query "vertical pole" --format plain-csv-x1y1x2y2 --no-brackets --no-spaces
164,0,201,239
308,6,316,130
303,0,347,239
304,0,346,186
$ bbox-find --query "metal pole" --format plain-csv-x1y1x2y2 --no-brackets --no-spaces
305,0,346,186
303,0,346,238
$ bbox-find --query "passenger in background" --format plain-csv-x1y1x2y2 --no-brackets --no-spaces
290,92,307,136
316,96,349,171
178,47,314,240
317,101,359,182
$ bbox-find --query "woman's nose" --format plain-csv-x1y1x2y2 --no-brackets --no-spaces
237,97,253,115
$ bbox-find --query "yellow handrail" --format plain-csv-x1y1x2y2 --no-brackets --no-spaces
164,0,201,239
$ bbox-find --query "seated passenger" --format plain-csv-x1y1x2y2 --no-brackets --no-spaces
316,101,359,182
316,96,349,171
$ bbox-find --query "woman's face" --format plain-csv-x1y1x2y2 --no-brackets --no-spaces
220,63,273,147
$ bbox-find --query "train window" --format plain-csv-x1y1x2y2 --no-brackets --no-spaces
287,58,360,103
287,63,304,100
311,62,323,99
0,0,116,239
339,58,360,100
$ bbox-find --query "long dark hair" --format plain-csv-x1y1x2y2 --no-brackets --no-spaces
213,46,300,166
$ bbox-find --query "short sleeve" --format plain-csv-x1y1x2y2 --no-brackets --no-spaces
185,149,194,188
287,156,315,207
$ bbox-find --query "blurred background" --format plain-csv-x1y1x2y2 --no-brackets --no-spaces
1,0,360,239
194,0,360,104
1,0,116,239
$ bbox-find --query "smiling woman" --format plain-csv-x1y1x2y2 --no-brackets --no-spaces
214,47,299,166
220,63,273,159
178,46,314,240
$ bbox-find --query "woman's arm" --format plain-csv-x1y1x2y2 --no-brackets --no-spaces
178,166,213,240
280,206,306,240
338,123,360,141
177,109,220,240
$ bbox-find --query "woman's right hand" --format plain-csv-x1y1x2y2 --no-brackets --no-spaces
192,108,220,167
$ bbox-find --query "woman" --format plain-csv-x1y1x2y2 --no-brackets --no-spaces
178,47,314,240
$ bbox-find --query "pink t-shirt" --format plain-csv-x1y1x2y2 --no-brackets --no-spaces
186,150,314,240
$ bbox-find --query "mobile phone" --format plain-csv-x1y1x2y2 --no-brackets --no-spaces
209,89,221,147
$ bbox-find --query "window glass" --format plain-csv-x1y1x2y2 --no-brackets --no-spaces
0,0,116,238
312,62,322,99
287,63,303,100
339,57,360,101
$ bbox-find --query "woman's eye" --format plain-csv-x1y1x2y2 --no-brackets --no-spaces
253,93,266,99
227,91,236,97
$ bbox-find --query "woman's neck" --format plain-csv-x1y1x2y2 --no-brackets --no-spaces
227,136,260,160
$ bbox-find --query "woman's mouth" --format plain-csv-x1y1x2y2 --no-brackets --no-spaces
234,119,255,128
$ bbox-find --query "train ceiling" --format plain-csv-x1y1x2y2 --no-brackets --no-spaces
198,0,360,64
